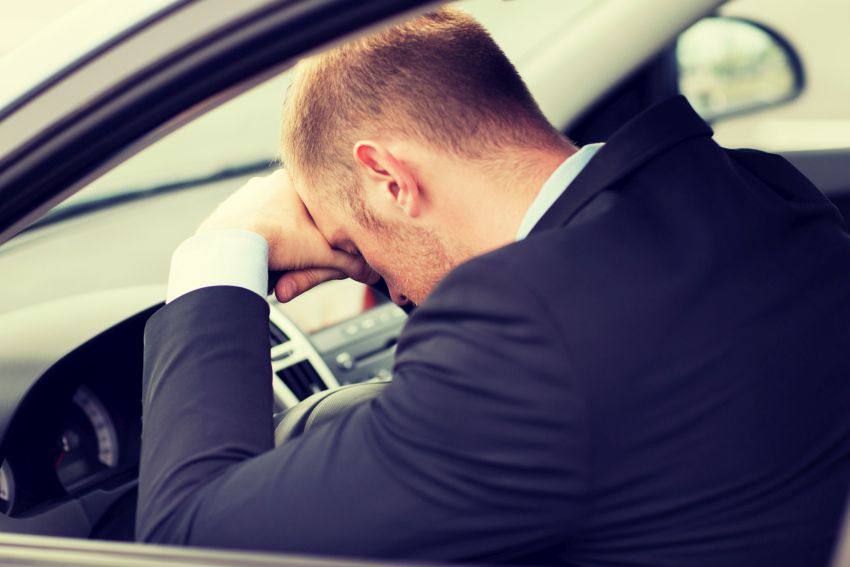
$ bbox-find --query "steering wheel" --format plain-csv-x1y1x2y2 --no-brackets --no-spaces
274,380,389,445
268,273,406,444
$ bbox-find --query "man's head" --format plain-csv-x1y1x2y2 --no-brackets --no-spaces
281,7,573,305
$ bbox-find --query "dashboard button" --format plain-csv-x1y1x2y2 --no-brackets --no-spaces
335,352,354,371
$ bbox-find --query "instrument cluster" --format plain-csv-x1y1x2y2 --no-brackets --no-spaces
0,307,148,518
0,385,133,517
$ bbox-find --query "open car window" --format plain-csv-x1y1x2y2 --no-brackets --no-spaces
45,0,597,218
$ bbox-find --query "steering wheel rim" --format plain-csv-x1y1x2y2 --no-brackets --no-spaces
274,380,390,445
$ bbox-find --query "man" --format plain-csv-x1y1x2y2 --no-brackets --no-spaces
137,8,850,566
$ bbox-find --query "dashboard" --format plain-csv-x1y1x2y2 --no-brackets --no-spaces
0,285,405,540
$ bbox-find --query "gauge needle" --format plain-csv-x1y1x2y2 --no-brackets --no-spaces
54,451,66,468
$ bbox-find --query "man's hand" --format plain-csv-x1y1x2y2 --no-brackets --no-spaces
198,170,377,302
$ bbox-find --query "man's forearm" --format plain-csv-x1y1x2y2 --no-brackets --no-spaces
136,286,274,543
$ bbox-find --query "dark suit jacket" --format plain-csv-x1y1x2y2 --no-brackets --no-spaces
137,97,850,566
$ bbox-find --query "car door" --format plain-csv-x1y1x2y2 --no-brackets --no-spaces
0,531,385,567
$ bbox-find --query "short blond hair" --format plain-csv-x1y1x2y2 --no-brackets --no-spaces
281,8,562,213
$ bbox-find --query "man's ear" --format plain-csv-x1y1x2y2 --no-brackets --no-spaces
353,141,420,218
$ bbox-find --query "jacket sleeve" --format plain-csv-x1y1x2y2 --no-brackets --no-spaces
136,258,588,563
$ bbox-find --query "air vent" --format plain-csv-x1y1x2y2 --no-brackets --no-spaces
276,360,327,400
269,322,289,347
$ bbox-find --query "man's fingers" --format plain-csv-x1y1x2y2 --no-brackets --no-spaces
275,268,346,303
326,249,380,285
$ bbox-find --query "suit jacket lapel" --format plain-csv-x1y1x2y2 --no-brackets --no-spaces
530,96,714,236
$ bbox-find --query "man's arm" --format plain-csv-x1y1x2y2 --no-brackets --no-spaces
137,285,274,540
136,254,588,561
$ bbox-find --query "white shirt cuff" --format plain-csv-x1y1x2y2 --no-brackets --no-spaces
166,229,269,303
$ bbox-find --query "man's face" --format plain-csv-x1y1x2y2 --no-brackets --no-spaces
296,181,455,307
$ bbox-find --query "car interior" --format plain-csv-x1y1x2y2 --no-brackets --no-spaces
0,0,848,562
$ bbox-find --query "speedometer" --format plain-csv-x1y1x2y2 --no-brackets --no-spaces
53,386,119,490
0,461,14,514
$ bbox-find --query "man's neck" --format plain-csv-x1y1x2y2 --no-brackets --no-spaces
449,143,577,257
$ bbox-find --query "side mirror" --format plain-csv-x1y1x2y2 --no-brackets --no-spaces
676,17,804,122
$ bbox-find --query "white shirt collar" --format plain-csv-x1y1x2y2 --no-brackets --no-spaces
515,142,604,240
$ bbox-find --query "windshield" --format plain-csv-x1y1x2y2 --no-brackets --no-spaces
20,0,597,226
